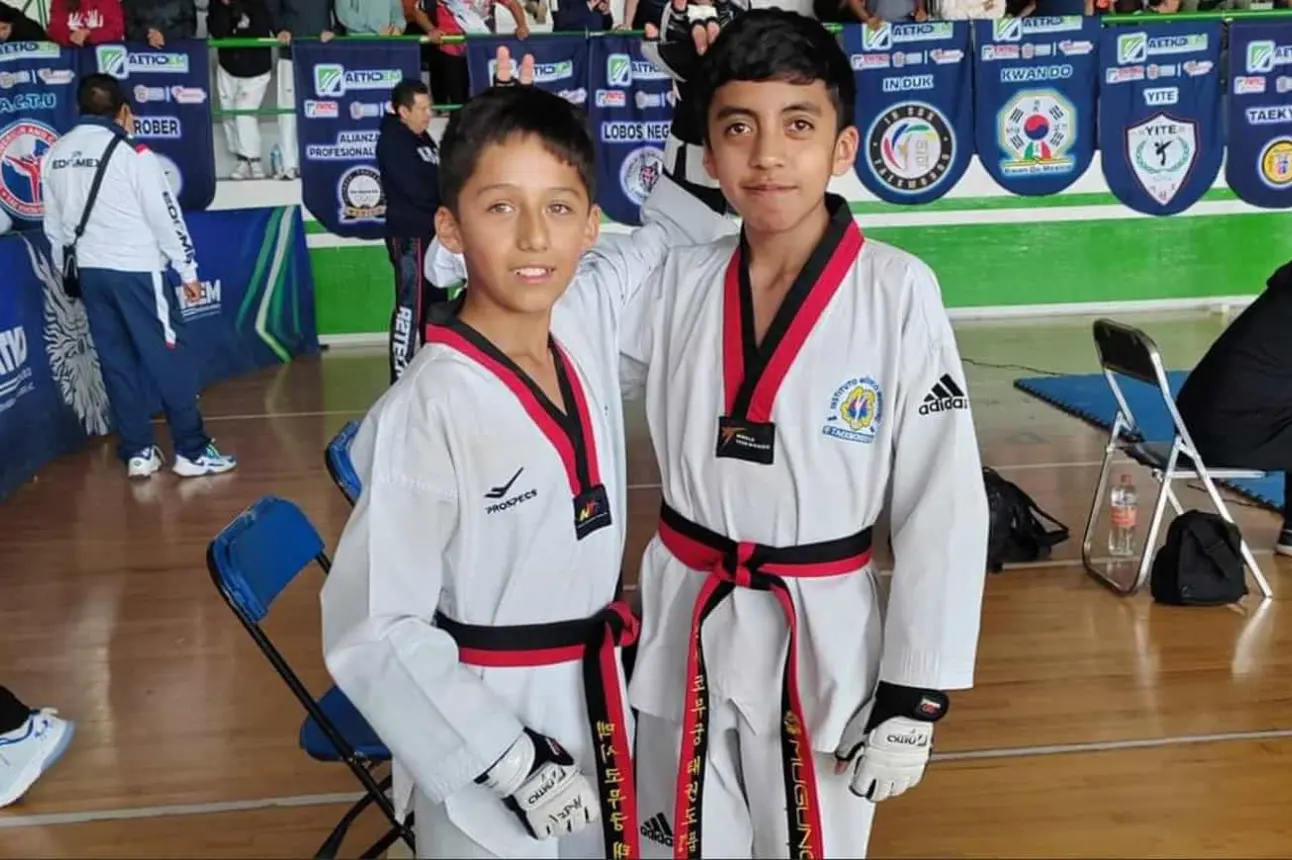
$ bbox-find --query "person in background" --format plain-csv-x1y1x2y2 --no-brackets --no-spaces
43,74,237,479
552,0,610,31
335,0,405,33
0,4,49,41
0,686,73,809
208,0,275,180
122,0,197,45
620,0,662,31
376,79,442,383
410,0,468,110
267,0,336,181
47,0,123,46
813,0,927,28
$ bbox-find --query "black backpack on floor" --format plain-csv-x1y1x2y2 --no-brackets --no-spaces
1150,511,1248,606
984,467,1070,572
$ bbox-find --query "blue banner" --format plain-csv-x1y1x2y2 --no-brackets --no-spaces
973,16,1099,196
465,34,590,106
0,41,77,229
79,40,216,211
586,35,674,226
293,40,421,240
1098,21,1223,216
841,21,973,205
1226,22,1292,209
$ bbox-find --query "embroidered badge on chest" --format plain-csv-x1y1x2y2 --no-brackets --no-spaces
821,377,884,444
715,416,776,464
573,483,612,540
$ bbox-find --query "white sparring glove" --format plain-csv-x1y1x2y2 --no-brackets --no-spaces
832,682,949,803
475,728,601,840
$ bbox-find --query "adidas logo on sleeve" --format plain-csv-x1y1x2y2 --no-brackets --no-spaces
919,374,969,415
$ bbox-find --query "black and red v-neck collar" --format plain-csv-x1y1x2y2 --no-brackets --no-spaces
722,193,864,423
423,315,611,539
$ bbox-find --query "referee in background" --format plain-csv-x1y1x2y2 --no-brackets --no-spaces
42,74,236,480
377,78,444,383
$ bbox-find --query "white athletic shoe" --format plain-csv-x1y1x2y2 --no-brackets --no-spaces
172,443,238,478
127,446,164,479
0,709,75,809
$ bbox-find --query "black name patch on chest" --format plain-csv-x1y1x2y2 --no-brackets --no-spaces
715,416,776,465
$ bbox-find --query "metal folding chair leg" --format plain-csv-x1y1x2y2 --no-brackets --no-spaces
1192,471,1275,599
1130,465,1176,594
1082,439,1123,591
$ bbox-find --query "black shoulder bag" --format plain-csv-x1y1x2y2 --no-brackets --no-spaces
62,134,124,300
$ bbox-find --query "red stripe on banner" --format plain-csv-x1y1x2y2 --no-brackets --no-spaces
721,250,745,416
773,585,826,860
456,643,587,667
553,340,602,487
746,223,864,424
425,326,581,495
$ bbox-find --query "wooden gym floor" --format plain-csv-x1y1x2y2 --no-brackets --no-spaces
3,309,1292,858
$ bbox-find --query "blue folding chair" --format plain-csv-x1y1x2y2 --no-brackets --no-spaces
325,420,363,505
206,496,415,859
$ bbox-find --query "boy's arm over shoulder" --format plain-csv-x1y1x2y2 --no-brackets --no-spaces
878,250,989,693
321,375,525,804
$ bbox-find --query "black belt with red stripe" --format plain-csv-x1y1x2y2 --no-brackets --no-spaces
435,603,640,858
656,503,873,860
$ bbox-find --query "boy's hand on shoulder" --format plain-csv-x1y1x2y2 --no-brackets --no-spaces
491,45,537,87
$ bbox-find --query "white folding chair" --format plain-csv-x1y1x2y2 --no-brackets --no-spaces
1081,319,1273,600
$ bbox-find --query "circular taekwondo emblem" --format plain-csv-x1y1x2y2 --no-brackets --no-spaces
1260,137,1292,190
866,103,954,195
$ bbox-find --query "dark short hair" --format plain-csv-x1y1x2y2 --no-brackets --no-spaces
693,9,856,142
78,73,126,118
438,86,596,213
391,78,430,112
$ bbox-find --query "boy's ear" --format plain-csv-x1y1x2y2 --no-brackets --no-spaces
582,203,601,254
832,126,859,178
434,206,464,254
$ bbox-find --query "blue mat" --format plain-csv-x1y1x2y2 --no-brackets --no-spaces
1013,371,1286,512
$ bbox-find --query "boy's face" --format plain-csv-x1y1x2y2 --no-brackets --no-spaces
435,133,599,316
702,79,857,235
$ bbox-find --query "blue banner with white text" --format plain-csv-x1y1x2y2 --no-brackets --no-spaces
293,40,421,239
586,35,674,226
1226,22,1292,209
973,16,1099,196
0,41,77,229
0,205,318,499
465,34,590,106
841,21,973,205
79,40,216,211
1098,21,1223,216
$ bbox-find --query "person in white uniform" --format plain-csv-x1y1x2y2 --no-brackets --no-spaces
321,49,732,860
621,8,990,858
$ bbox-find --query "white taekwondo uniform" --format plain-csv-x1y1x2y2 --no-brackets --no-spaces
620,193,990,859
321,174,734,860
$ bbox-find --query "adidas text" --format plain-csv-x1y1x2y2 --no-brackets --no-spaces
641,812,674,846
919,374,968,415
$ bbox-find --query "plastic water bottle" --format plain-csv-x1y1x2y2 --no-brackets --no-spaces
270,144,283,178
1108,475,1139,557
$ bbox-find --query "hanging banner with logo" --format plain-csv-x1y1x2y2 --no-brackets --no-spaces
465,34,590,107
0,41,78,230
1098,21,1223,216
973,16,1099,196
80,40,216,212
1226,23,1292,209
293,39,421,240
586,35,674,226
841,21,973,205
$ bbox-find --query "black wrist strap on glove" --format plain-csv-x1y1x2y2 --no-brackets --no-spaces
862,682,950,733
664,80,729,215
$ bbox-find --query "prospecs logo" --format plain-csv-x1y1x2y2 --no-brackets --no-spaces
96,45,189,80
997,88,1075,178
1260,136,1292,190
822,377,884,444
1125,111,1197,206
313,63,402,97
177,279,221,321
620,146,662,206
865,102,954,195
338,165,384,224
0,119,55,219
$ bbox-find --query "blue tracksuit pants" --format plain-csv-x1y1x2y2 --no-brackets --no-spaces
79,267,209,463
